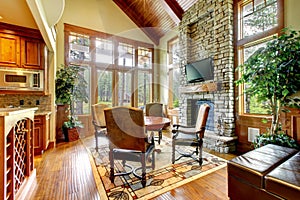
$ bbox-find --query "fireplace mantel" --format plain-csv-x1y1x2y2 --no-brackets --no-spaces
180,82,219,93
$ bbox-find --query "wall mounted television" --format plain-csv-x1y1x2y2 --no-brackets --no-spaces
185,57,214,83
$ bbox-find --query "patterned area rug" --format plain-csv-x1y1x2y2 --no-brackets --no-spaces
82,136,227,200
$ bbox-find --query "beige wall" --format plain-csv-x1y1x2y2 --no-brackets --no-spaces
0,0,37,29
157,29,179,105
285,0,300,29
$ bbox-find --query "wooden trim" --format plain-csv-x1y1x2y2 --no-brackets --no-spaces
180,82,219,93
291,115,300,143
0,22,43,39
159,0,183,24
163,0,184,20
277,0,285,32
236,27,281,46
47,141,55,149
64,23,154,48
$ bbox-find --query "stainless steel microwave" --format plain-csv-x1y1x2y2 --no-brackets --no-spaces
0,67,44,91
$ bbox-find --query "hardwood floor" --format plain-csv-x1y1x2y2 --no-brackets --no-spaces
151,167,229,200
27,136,236,200
28,140,100,200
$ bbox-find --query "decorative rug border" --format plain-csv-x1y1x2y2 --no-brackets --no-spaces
86,143,227,200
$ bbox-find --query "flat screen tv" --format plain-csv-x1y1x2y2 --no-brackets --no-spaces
185,57,214,83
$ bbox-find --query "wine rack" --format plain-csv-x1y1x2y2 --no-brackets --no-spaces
4,118,34,200
6,130,13,200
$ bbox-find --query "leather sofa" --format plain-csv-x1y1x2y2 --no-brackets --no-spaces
227,144,300,200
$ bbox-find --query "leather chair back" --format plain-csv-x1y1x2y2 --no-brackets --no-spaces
195,104,210,138
92,103,109,127
104,106,147,152
146,103,164,117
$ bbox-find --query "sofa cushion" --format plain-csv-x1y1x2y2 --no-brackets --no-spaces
228,144,298,188
265,152,300,199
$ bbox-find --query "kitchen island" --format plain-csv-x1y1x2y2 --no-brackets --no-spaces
0,107,37,200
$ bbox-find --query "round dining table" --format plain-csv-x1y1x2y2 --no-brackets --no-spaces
144,116,170,145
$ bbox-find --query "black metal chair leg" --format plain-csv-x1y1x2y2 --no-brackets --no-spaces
141,156,146,187
158,129,162,144
109,150,114,183
152,151,155,169
172,137,175,164
198,138,203,166
95,133,99,152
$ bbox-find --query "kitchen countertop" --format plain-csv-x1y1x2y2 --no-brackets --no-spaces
35,110,52,116
0,107,51,116
0,107,38,116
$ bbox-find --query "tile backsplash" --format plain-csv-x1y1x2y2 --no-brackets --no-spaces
0,94,51,112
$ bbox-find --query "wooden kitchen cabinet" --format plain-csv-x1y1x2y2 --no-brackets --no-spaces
21,37,44,69
0,23,45,70
0,33,21,68
0,22,48,95
0,34,44,70
34,113,50,155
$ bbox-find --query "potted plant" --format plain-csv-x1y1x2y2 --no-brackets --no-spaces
235,28,300,149
55,64,88,141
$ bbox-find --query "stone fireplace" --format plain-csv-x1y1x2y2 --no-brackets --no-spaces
177,0,237,153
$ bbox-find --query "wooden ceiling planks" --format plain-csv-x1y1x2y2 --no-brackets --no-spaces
113,0,198,45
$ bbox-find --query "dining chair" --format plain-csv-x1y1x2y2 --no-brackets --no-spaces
146,102,165,117
172,103,210,165
104,106,155,187
145,102,167,144
91,103,109,152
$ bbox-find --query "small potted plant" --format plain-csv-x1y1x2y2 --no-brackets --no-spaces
235,28,300,149
55,64,88,141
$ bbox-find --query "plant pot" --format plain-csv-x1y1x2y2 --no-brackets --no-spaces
63,127,80,142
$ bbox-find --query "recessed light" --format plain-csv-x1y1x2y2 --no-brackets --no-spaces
0,16,3,20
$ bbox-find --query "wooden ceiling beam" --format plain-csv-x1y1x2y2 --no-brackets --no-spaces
113,0,160,45
159,0,184,24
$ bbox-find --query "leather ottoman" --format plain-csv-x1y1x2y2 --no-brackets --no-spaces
265,152,300,200
228,144,298,200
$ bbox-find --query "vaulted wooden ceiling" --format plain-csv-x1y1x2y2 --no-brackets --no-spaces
113,0,198,45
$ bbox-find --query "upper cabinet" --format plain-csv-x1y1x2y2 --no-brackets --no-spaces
0,22,47,94
0,33,44,69
0,22,45,70
0,33,21,67
21,37,45,69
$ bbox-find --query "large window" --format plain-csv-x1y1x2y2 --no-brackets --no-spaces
138,47,152,107
95,38,113,64
65,24,154,113
96,69,112,105
235,0,283,115
167,37,180,108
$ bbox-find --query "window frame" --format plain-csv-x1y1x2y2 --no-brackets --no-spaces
234,0,284,116
64,23,154,110
167,36,180,109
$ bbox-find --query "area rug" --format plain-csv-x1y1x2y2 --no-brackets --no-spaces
82,136,227,200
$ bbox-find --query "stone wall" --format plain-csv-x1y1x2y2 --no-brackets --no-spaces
178,0,236,152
